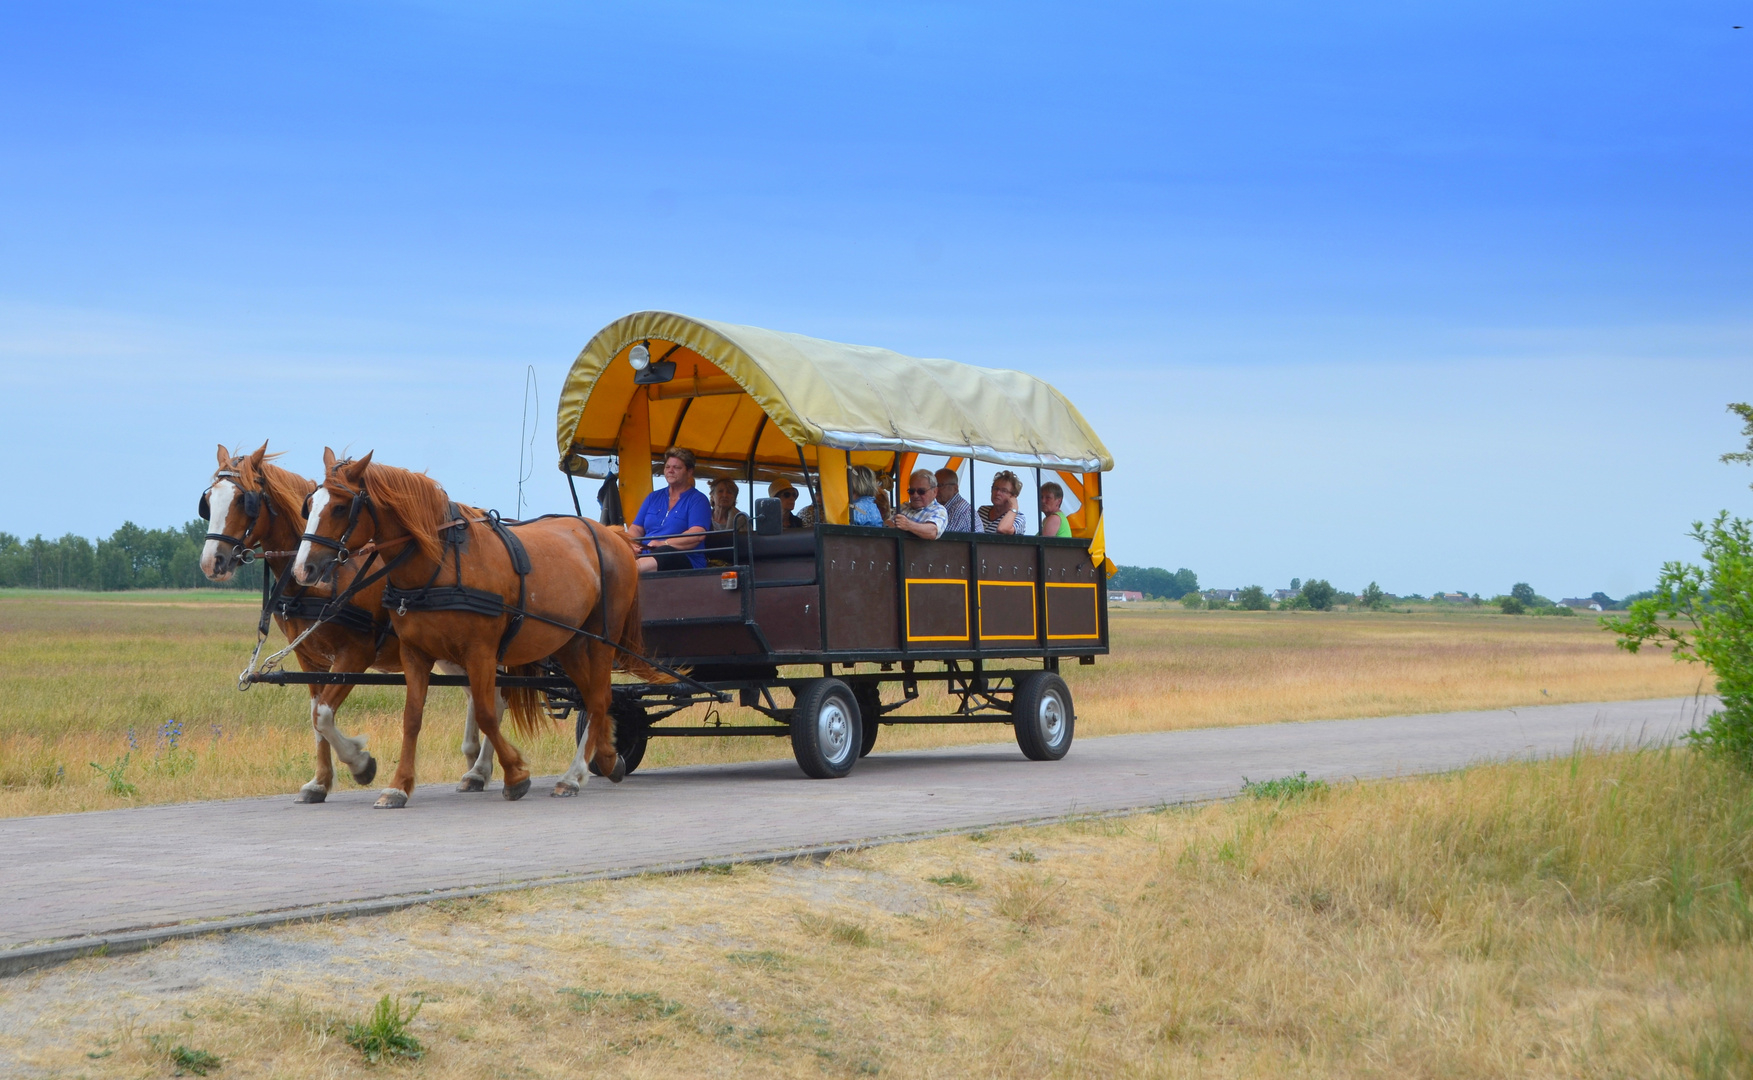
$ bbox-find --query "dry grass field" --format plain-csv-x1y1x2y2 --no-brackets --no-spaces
4,747,1749,1078
0,590,1709,817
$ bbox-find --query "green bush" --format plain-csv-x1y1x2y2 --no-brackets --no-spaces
1301,579,1336,611
1180,592,1204,610
1500,596,1526,615
1236,585,1270,610
1608,512,1753,770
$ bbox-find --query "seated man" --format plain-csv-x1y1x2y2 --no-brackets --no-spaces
626,447,712,572
887,468,949,539
935,467,973,533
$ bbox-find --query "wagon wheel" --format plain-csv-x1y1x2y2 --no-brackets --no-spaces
586,695,651,777
1011,671,1074,761
853,684,882,758
790,678,862,779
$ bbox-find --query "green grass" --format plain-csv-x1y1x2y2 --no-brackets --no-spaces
1240,770,1330,800
926,870,977,888
344,995,424,1064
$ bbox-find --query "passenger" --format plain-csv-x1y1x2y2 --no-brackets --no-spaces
709,477,750,534
768,479,804,529
706,477,749,566
935,467,973,533
848,465,884,526
1039,481,1071,538
627,447,712,572
977,470,1029,535
887,468,949,539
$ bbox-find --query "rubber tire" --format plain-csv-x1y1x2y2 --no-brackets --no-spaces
586,697,651,777
611,696,650,775
854,684,882,758
1012,671,1074,761
790,678,862,779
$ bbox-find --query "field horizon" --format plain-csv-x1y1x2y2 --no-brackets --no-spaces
0,588,1712,817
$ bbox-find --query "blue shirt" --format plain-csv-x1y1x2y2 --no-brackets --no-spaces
849,496,884,527
633,486,713,569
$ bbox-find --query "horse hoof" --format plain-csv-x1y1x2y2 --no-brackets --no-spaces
503,777,531,802
352,756,378,786
551,781,579,798
609,755,627,784
456,776,487,793
297,786,327,804
374,789,409,809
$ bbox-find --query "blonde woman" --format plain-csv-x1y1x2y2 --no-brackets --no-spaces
847,465,884,526
977,470,1029,535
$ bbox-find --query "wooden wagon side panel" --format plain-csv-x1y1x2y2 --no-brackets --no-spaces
823,535,898,651
976,542,1040,644
1044,545,1102,643
902,537,971,645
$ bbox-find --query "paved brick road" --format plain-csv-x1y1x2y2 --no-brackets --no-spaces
0,697,1703,957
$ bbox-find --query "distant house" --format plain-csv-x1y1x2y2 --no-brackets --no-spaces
1560,597,1605,611
1204,589,1240,603
1272,589,1299,602
1107,590,1144,603
1437,592,1471,603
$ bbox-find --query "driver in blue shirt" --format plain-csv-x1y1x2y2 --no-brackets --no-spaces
627,447,713,572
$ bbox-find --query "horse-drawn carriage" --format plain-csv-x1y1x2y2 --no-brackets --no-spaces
218,311,1114,801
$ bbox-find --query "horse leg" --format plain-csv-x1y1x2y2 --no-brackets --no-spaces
438,659,496,792
463,653,531,801
377,646,432,809
298,685,335,803
311,682,376,786
553,639,620,795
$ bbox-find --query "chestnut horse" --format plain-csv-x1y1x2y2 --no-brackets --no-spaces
291,448,651,807
199,443,504,800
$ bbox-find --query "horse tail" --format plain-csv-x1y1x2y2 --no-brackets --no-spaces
594,524,672,684
504,664,548,739
614,582,673,684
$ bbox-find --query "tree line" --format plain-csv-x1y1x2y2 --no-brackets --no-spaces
0,522,263,591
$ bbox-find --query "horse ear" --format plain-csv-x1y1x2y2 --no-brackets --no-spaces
322,446,337,472
343,451,373,483
216,443,230,467
246,443,268,470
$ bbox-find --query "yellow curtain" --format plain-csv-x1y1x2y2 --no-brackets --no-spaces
817,445,851,524
618,388,653,517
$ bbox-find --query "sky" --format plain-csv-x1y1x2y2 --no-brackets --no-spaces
1,1,1748,599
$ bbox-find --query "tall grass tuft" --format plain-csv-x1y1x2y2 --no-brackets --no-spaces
344,995,423,1064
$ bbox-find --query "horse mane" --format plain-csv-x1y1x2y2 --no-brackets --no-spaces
244,458,318,521
346,460,453,564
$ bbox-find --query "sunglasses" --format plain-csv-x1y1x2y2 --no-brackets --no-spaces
907,486,933,495
775,490,797,499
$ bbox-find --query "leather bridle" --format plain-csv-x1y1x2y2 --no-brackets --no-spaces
298,477,398,578
199,469,273,565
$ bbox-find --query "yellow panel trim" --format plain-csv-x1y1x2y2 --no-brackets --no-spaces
1045,581,1102,640
977,580,1038,640
905,578,969,642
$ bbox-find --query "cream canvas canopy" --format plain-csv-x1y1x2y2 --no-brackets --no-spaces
555,311,1114,566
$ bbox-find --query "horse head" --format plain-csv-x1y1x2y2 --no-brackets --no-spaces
292,447,376,586
199,442,277,581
